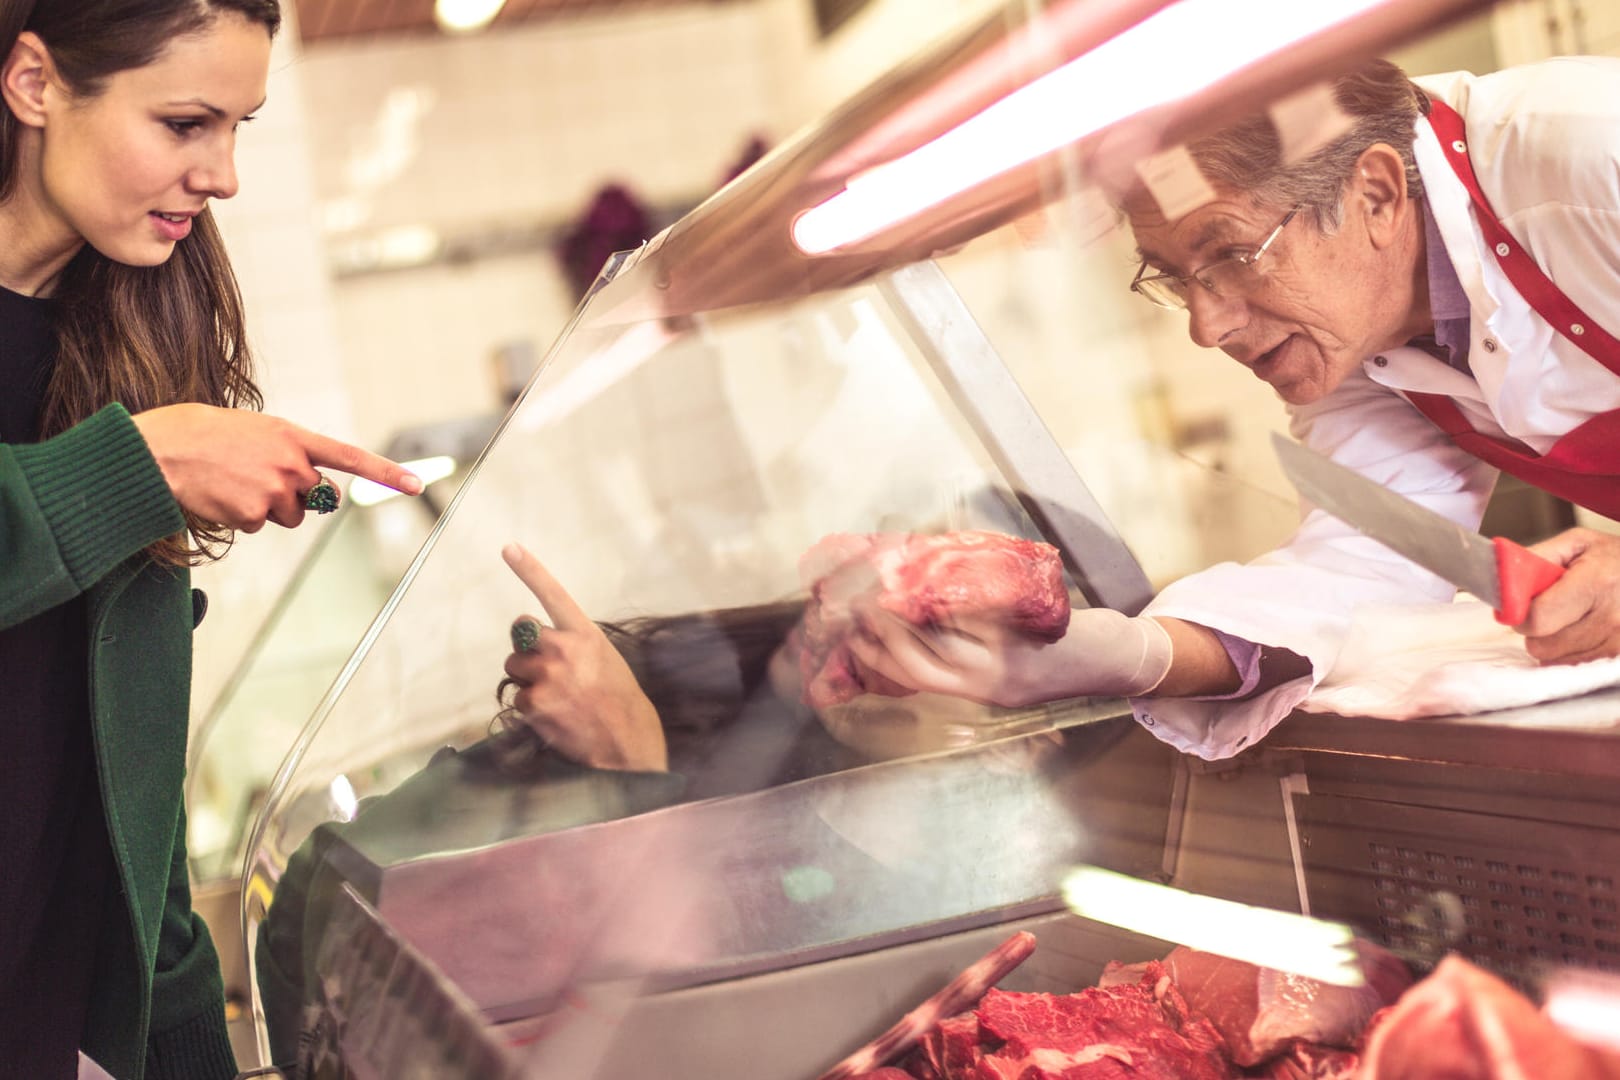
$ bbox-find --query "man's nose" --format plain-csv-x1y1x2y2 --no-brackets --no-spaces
1185,284,1248,349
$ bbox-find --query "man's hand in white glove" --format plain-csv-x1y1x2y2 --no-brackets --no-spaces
845,605,1176,708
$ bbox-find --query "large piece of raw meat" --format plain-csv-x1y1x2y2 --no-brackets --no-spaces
1099,942,1412,1066
1354,955,1620,1079
797,530,1071,709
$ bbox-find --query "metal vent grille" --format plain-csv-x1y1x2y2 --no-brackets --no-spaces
1295,793,1620,993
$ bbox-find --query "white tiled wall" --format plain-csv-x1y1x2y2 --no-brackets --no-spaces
191,7,363,723
188,0,1007,765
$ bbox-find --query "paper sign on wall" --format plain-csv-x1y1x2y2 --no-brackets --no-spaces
1270,82,1355,164
1134,144,1218,223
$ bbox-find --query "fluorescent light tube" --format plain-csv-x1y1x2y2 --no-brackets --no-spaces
792,0,1390,254
1062,865,1366,986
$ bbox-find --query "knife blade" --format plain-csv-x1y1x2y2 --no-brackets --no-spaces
1270,432,1564,625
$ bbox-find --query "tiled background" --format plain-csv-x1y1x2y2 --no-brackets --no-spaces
188,0,1018,849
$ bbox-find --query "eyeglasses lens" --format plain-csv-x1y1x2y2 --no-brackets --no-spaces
1136,276,1188,309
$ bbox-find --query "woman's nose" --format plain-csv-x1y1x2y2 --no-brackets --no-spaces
1185,284,1248,349
189,141,240,200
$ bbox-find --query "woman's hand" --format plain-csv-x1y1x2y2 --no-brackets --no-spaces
1519,527,1620,665
131,403,422,531
501,543,668,772
845,604,1176,707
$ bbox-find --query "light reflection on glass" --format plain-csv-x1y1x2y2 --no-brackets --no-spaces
1062,865,1364,986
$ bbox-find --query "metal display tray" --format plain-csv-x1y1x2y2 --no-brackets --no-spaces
305,886,1175,1080
286,715,1177,1026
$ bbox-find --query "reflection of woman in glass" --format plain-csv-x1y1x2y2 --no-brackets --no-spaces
494,542,857,793
495,543,1043,785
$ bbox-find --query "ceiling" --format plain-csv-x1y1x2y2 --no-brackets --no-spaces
291,0,751,46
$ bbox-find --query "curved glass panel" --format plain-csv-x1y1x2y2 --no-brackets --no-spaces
187,495,444,881
236,0,1524,1074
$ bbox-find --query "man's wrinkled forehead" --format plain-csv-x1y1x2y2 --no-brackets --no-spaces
1124,185,1265,264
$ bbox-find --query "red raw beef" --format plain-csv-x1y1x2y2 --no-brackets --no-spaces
1354,955,1620,1080
957,965,1236,1079
914,1014,981,1078
1099,941,1411,1067
797,530,1070,709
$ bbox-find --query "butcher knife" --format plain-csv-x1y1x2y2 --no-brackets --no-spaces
1270,433,1565,626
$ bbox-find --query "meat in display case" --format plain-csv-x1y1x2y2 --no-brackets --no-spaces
234,0,1620,1076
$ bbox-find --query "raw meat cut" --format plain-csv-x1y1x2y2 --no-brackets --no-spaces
797,530,1070,709
1354,955,1620,1080
828,936,1417,1080
817,932,1037,1080
1099,941,1411,1066
899,964,1237,1080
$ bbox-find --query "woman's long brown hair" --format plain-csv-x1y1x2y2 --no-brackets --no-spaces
0,0,281,565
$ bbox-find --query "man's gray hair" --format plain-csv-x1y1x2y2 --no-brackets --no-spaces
1186,59,1427,231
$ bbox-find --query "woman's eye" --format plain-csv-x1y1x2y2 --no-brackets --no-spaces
165,119,203,136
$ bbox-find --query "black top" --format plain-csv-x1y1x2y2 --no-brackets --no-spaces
0,283,110,1079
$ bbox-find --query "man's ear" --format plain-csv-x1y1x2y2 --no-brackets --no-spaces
1354,143,1411,249
2,32,53,129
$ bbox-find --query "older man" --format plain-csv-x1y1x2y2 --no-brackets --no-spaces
849,56,1620,759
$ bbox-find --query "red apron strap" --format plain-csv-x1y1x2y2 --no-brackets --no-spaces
1425,99,1620,376
1406,391,1620,518
1407,100,1620,518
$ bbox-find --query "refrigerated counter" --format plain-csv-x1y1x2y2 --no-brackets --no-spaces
228,0,1620,1074
250,698,1620,1079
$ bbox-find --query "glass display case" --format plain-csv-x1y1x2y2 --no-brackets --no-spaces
231,0,1620,1075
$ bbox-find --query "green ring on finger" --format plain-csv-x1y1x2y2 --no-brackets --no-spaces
303,475,341,514
511,618,541,654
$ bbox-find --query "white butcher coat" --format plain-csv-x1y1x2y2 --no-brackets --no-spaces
1131,55,1620,760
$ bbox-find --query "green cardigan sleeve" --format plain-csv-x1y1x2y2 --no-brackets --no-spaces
0,403,185,629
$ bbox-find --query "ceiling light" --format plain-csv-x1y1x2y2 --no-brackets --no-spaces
793,0,1392,254
435,0,507,34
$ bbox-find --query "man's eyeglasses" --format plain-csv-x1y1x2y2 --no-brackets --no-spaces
1130,207,1300,310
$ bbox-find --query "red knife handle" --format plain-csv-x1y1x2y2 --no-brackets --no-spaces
1493,536,1566,626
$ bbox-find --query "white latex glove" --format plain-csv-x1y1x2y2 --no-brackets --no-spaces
845,605,1174,708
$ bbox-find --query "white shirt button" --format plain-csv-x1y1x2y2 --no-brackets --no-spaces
1495,242,1511,257
1372,355,1388,367
1482,338,1498,352
1572,323,1587,336
1452,139,1467,153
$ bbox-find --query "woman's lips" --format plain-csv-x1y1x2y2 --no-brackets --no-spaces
150,211,193,242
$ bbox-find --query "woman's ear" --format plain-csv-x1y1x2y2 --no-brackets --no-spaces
2,32,53,129
1354,142,1411,249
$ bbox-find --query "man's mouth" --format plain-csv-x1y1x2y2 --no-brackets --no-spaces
1250,335,1295,376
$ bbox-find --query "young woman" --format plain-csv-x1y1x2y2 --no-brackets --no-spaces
0,2,421,1076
